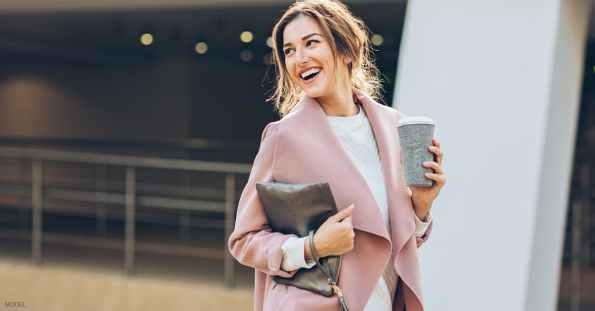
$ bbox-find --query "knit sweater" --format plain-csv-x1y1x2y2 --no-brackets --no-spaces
280,105,432,310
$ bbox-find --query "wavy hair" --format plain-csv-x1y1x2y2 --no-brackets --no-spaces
270,0,383,117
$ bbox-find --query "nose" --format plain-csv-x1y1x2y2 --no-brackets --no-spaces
295,47,309,66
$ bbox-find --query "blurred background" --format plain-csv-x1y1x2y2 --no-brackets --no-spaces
0,1,404,311
0,0,594,311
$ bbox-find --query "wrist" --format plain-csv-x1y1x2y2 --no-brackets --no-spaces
304,236,326,260
412,199,431,221
304,237,313,261
416,210,429,222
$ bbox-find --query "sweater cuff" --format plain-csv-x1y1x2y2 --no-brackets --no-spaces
414,211,433,238
281,236,317,272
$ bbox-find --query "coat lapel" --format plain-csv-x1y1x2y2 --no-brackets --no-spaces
276,95,390,241
358,91,424,309
358,92,416,255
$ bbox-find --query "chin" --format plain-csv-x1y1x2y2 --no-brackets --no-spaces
303,89,322,98
301,84,329,99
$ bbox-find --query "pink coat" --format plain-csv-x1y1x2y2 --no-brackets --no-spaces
228,91,432,311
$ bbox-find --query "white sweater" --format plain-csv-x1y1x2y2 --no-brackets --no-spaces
280,105,432,310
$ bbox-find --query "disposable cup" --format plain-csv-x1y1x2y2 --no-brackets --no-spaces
396,117,435,187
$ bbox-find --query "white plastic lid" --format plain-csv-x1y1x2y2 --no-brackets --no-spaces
397,116,435,127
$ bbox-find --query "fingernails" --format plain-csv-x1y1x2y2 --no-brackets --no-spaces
423,162,430,166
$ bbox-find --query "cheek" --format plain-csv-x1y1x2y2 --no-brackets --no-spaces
284,59,299,81
322,61,335,83
317,52,336,80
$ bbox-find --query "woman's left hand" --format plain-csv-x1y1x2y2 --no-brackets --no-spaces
400,139,446,220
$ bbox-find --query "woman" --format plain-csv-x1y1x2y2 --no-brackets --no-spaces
228,1,446,310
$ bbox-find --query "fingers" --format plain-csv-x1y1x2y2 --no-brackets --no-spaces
340,214,355,251
423,159,446,185
330,204,354,222
423,161,444,175
428,144,443,165
425,172,446,186
433,139,441,149
341,213,353,227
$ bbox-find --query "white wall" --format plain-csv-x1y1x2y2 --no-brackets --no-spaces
525,0,591,309
393,0,591,310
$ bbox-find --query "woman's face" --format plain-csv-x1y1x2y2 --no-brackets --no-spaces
282,14,350,100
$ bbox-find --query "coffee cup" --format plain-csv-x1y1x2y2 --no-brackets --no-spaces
396,117,435,187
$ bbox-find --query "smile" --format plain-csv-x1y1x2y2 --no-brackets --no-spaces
300,68,321,81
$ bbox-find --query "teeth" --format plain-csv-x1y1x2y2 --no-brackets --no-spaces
301,68,321,79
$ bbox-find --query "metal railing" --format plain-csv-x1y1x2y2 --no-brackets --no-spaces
0,146,252,287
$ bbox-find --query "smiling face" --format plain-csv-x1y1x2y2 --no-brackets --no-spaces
282,14,351,101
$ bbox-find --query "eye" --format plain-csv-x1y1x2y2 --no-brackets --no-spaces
306,39,319,47
284,48,295,56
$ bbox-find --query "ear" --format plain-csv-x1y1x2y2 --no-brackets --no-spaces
337,51,351,65
342,54,351,65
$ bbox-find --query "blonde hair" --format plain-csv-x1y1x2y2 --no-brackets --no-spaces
270,0,382,117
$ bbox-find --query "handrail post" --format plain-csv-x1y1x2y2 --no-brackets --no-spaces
179,163,191,244
96,163,107,238
31,160,43,266
124,166,136,276
19,157,28,229
224,173,236,287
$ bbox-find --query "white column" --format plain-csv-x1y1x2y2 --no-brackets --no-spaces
393,1,591,311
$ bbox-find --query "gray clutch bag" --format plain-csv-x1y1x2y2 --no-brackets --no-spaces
255,180,342,297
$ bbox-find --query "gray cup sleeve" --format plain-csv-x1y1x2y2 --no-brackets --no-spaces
397,124,435,187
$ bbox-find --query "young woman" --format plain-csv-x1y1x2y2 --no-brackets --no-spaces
228,1,446,310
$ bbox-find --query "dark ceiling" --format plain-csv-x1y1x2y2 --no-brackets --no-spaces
0,3,407,66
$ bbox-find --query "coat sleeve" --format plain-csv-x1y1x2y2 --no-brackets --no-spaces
228,122,299,278
416,221,433,249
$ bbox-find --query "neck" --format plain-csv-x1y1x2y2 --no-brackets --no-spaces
316,87,358,117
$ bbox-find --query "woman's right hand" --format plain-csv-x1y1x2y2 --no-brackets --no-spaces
304,204,355,260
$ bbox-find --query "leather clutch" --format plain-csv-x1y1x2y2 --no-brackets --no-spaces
255,180,342,297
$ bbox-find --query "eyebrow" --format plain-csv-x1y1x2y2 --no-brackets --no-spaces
283,32,322,48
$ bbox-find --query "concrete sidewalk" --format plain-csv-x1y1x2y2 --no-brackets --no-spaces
0,260,254,311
